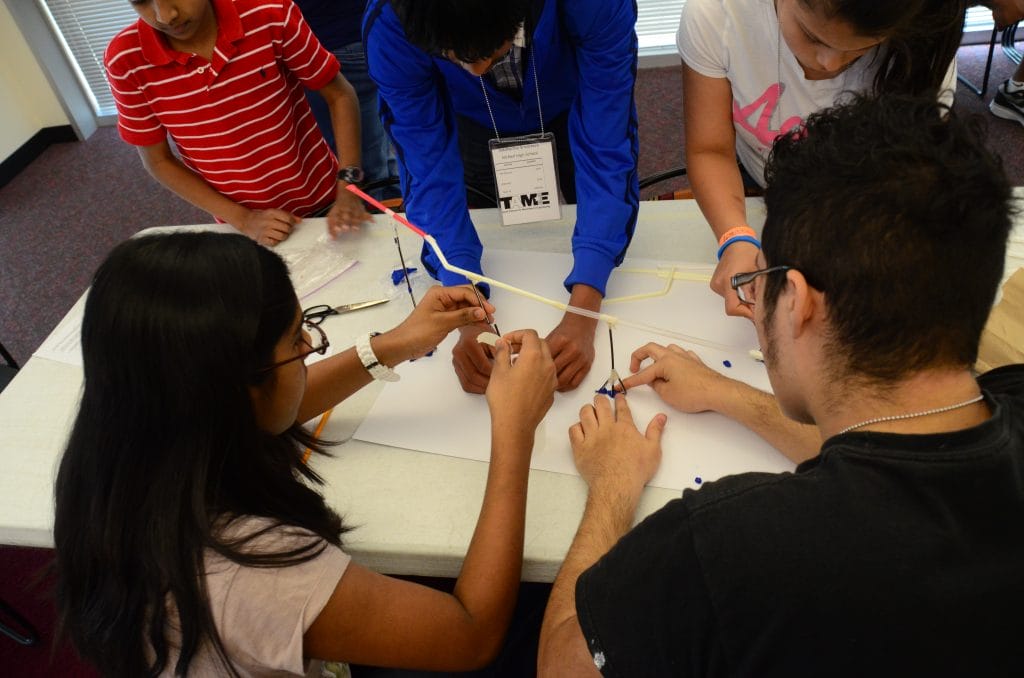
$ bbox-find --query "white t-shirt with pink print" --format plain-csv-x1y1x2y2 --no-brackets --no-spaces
677,0,956,187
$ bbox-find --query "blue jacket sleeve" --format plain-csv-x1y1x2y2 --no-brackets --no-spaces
364,5,482,286
562,0,640,296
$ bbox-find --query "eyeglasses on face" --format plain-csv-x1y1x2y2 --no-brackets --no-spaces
730,265,791,306
257,317,329,373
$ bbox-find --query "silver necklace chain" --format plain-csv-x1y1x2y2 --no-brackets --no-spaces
838,394,985,435
480,42,544,141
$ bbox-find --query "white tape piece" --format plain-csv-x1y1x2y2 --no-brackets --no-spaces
477,332,501,347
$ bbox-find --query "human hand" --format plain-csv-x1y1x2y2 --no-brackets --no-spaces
569,394,666,497
486,329,557,440
238,209,300,246
327,188,373,237
620,343,733,413
710,241,759,320
546,313,597,392
452,323,496,394
381,286,494,364
987,1,1023,30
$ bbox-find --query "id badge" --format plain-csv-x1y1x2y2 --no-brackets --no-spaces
488,133,562,226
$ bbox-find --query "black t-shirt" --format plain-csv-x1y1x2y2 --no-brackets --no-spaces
576,364,1024,677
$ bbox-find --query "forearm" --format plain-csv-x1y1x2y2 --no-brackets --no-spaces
449,423,534,659
296,348,372,423
326,74,362,169
686,148,749,238
297,329,422,422
713,379,821,464
539,484,639,674
681,63,748,240
141,151,248,227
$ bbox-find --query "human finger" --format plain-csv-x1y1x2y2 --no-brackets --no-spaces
556,359,587,392
453,362,489,393
724,292,755,320
438,285,497,317
267,208,300,226
490,335,512,374
592,393,614,424
436,306,488,332
629,342,668,372
550,339,580,375
577,401,598,433
613,392,635,426
645,412,668,443
262,226,288,246
568,422,584,446
452,341,491,393
497,328,540,356
463,337,493,376
619,363,661,391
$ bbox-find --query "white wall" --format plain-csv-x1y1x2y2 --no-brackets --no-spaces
0,1,69,163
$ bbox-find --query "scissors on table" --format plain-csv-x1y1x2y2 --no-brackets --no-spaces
304,298,390,325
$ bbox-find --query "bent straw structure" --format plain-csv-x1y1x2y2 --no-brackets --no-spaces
345,185,733,351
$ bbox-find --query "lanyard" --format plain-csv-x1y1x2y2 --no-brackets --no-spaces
479,44,545,140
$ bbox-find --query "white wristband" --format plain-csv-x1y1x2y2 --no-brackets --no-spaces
355,332,400,382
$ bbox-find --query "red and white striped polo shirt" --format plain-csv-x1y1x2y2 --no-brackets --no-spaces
105,0,340,219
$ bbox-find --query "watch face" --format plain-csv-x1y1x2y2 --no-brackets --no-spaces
338,166,364,184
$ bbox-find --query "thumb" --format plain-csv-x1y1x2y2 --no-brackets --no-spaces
645,413,668,444
491,337,512,374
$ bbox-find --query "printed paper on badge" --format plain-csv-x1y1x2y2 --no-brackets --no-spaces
489,135,562,225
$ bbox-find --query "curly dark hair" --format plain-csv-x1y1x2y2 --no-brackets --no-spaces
390,0,532,63
761,93,1014,383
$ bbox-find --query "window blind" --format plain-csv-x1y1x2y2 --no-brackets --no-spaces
636,0,686,56
635,1,999,56
965,5,999,34
39,0,137,117
33,1,1006,118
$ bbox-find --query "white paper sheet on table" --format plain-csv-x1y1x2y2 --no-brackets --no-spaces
355,249,795,491
32,295,88,367
32,235,358,368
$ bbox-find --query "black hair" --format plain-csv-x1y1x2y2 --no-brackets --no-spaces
53,232,346,677
390,0,532,63
803,0,967,97
761,93,1013,383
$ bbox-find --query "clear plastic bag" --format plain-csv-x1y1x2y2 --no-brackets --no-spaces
281,233,358,300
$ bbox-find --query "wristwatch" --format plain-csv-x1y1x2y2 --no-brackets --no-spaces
356,332,400,382
337,165,365,186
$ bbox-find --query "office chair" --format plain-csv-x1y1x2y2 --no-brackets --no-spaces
958,21,1021,98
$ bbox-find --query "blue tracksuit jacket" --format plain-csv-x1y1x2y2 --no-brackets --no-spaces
364,0,639,295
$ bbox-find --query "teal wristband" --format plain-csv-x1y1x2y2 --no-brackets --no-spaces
716,235,761,261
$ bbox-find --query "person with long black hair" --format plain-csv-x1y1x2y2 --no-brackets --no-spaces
53,232,557,676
